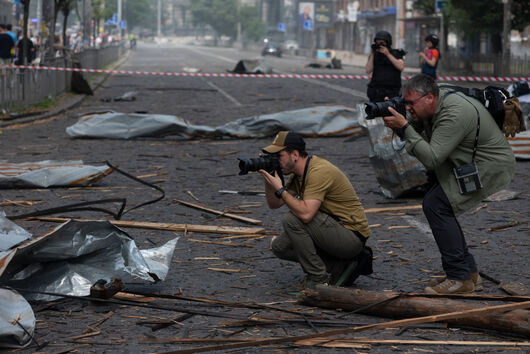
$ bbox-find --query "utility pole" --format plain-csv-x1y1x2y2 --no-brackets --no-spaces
117,0,122,37
502,0,511,76
236,0,241,48
41,0,55,63
157,0,162,40
394,0,401,49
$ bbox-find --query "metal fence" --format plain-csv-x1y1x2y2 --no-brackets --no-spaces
1,44,123,113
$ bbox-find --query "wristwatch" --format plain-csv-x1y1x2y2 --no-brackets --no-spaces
275,187,287,199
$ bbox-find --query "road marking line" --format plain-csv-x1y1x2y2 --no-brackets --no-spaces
186,48,237,64
400,214,434,240
205,80,243,106
291,74,368,99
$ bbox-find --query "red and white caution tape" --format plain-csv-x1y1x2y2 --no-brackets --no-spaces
2,64,529,82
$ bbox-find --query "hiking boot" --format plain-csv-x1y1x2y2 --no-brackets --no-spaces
286,276,328,293
424,278,475,294
429,272,483,291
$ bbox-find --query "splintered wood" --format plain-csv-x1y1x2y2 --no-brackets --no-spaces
32,217,265,235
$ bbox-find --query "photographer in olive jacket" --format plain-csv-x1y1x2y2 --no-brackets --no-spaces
383,74,516,294
365,30,405,102
259,131,371,290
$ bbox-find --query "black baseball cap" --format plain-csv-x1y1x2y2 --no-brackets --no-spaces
262,131,306,154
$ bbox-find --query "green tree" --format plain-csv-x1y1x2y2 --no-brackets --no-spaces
414,0,435,16
190,0,238,39
445,0,529,39
240,5,266,42
124,0,157,31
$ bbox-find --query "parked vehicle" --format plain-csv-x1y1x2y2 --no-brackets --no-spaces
261,42,282,57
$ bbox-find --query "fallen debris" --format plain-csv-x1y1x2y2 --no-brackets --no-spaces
0,200,41,207
33,217,265,234
161,300,530,353
294,338,530,349
359,111,428,198
300,286,530,337
0,220,178,301
229,59,272,74
0,288,35,348
364,205,422,213
65,106,364,139
0,160,112,188
175,199,262,225
488,219,528,231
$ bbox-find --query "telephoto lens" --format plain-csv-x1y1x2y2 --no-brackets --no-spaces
364,97,406,119
238,154,280,175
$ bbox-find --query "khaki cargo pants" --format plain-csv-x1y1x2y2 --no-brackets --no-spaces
271,210,364,283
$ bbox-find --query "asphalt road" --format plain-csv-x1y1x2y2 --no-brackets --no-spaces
1,40,529,353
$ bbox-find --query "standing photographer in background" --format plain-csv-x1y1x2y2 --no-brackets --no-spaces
383,74,515,294
258,131,372,291
419,34,441,80
365,31,405,102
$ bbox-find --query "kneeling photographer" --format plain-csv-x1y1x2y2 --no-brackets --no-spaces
241,131,372,291
378,74,515,294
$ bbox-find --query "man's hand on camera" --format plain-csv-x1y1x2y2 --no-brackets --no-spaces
378,45,389,56
383,106,408,130
258,169,282,191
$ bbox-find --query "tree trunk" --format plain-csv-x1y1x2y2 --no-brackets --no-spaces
22,1,30,65
300,286,530,337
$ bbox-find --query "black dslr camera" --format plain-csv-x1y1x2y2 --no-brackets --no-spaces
238,153,282,176
365,97,406,119
371,42,384,51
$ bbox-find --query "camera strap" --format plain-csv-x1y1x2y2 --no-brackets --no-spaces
298,156,312,198
443,91,480,163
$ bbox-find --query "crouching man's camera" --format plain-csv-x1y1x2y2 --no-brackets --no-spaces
365,97,407,120
238,153,282,176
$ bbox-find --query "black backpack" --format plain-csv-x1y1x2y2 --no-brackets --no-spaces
441,85,508,130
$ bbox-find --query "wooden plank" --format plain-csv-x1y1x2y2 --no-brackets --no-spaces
175,199,262,225
165,301,530,353
295,338,530,348
32,217,265,235
187,238,255,248
364,205,422,213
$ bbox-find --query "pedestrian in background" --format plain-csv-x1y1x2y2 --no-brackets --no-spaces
0,24,15,66
5,24,17,45
419,34,441,80
383,74,516,294
365,31,405,102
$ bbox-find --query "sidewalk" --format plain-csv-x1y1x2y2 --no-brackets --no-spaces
0,50,130,128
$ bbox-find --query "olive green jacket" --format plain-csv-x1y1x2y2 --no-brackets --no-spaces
402,87,516,215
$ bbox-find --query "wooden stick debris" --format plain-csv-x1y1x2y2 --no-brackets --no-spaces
0,200,42,206
84,311,114,334
175,199,262,225
294,338,530,348
187,238,255,247
163,301,530,353
67,331,101,341
488,220,528,231
207,267,252,273
364,205,422,213
31,217,265,235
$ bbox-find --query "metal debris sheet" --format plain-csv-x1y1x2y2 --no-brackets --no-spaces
0,160,113,188
65,106,364,139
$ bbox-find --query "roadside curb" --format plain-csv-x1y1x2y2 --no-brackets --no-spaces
0,49,131,128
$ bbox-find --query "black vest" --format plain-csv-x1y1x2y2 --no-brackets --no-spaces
368,49,403,89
